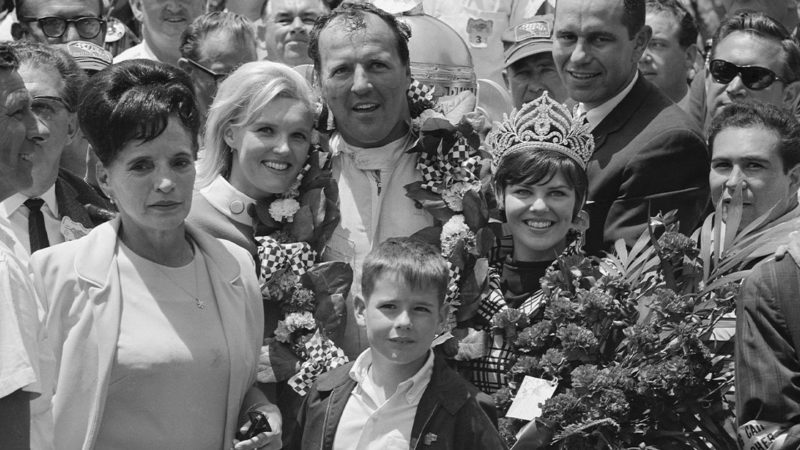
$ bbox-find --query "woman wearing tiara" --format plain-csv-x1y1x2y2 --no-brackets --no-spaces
457,91,593,394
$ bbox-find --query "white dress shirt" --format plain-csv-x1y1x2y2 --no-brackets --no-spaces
0,185,63,256
333,349,435,450
583,72,639,131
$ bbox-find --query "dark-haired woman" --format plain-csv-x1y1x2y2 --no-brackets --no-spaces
30,60,281,450
458,92,592,394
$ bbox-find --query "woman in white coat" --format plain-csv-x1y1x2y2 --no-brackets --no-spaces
30,60,282,450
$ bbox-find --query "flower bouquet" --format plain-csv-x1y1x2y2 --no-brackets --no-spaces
493,190,800,449
255,236,352,396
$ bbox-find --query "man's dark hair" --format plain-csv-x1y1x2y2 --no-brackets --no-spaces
361,237,449,304
621,0,646,39
0,42,19,71
710,10,800,83
78,60,200,166
7,41,87,112
308,2,411,75
709,101,800,172
14,0,104,17
180,11,256,61
646,0,698,48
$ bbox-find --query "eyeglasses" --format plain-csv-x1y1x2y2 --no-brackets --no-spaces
20,16,105,40
184,58,234,85
31,96,71,121
709,59,786,91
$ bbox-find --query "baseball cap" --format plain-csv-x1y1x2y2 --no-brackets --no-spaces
60,41,112,74
502,15,554,68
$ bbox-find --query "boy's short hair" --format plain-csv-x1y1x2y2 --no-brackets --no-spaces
361,237,449,303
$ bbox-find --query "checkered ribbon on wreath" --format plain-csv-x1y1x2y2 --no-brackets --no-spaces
406,79,436,117
255,236,316,282
418,136,480,194
287,331,349,396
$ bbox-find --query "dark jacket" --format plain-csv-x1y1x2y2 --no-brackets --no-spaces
288,354,506,450
585,75,709,255
55,169,115,227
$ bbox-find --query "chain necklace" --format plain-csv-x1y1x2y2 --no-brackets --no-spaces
156,251,205,310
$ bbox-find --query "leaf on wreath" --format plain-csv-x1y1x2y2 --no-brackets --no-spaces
291,205,315,243
462,189,489,230
314,292,347,341
455,257,490,322
410,225,443,248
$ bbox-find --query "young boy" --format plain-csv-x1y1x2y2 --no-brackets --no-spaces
289,237,506,449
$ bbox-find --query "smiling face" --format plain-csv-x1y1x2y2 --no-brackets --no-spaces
226,96,313,199
505,52,568,108
131,0,205,56
356,272,445,377
706,32,789,120
0,69,36,199
98,116,196,239
264,0,327,66
553,0,650,109
318,13,411,148
502,171,579,262
710,126,800,228
16,0,105,46
639,10,692,101
19,63,76,197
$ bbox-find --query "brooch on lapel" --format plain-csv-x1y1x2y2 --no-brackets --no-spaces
60,216,91,241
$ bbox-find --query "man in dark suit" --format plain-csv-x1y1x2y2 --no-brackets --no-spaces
553,0,709,255
0,41,112,257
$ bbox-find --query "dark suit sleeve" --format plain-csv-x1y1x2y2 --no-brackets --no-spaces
602,128,709,248
736,256,800,448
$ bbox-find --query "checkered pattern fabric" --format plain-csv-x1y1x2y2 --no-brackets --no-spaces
255,236,316,283
407,78,436,118
417,138,480,194
476,269,507,324
287,331,349,396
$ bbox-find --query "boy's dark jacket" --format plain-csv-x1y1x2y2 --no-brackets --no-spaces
286,354,507,450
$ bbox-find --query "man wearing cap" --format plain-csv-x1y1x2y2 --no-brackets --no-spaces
554,0,708,255
501,15,569,109
11,0,107,47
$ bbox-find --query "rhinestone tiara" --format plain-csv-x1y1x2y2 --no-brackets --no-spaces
487,92,594,171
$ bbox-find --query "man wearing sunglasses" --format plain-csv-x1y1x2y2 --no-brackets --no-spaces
11,0,106,47
705,10,800,123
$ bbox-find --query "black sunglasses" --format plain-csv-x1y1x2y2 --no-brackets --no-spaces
20,16,105,39
709,59,786,91
184,58,233,84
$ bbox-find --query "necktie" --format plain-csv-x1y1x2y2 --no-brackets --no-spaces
24,198,50,252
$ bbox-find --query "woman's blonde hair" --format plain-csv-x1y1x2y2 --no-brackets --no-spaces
198,60,315,188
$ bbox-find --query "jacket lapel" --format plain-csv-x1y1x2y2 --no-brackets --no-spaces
187,222,249,444
591,74,649,152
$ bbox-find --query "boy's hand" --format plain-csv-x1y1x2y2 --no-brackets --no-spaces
232,403,282,450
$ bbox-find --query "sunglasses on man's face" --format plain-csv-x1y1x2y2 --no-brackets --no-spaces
184,58,235,85
20,16,105,40
709,59,786,91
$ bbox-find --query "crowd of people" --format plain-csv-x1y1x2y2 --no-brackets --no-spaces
4,0,800,449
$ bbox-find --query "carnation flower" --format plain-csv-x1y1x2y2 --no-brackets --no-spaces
514,320,553,352
544,297,579,324
441,181,481,212
657,231,699,261
556,324,599,360
263,270,299,301
274,311,317,344
440,214,475,257
269,198,300,222
284,287,316,313
491,308,530,342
